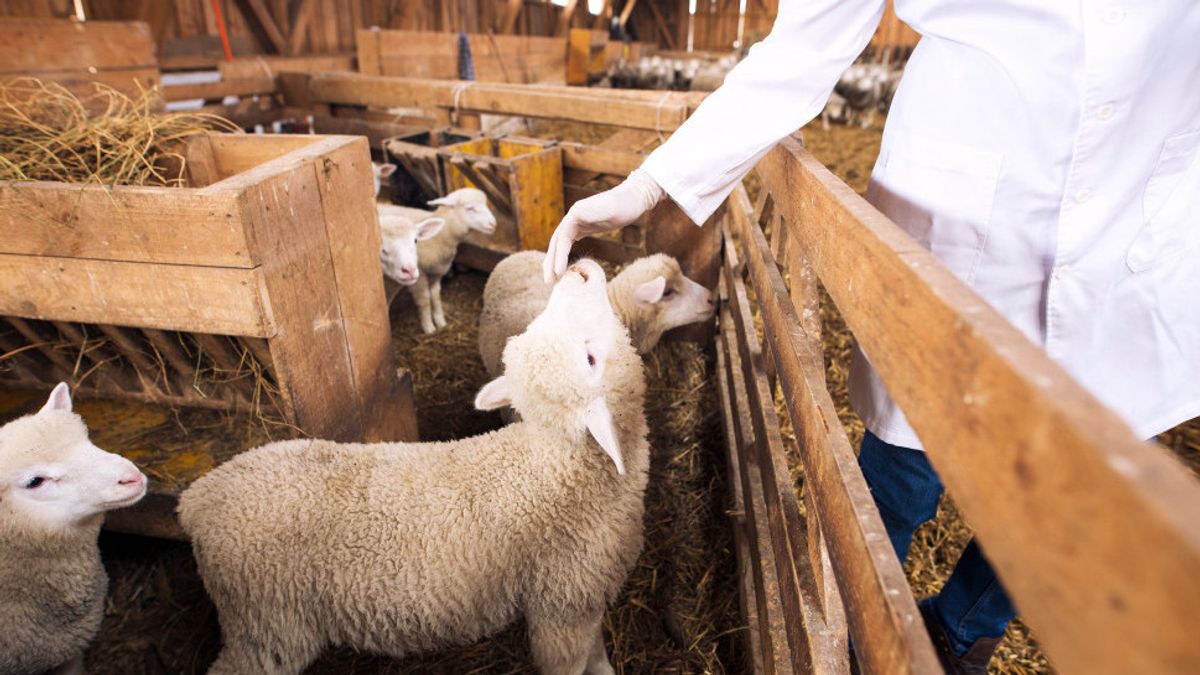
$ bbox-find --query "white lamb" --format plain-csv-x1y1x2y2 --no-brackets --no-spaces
179,258,647,675
0,384,146,675
377,205,445,287
382,188,497,333
478,251,715,378
371,161,396,200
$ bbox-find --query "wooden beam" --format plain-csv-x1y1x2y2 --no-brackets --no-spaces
162,75,276,102
755,137,1200,674
555,0,580,36
645,0,677,49
240,0,289,55
592,0,611,30
501,0,523,34
287,0,318,55
299,72,693,131
618,0,639,28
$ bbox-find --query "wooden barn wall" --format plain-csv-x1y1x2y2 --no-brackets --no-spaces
0,0,616,66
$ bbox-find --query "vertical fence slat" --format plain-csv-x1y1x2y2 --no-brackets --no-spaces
726,185,941,674
722,224,852,674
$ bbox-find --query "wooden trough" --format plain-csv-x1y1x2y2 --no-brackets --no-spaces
383,126,479,206
0,133,417,538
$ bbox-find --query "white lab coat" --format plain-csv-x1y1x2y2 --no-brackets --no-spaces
641,0,1200,449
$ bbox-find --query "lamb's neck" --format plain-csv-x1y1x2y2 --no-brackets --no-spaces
0,514,100,561
606,277,662,354
433,205,474,245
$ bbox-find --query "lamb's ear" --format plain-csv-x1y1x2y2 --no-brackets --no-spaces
376,163,397,178
633,276,667,304
415,217,445,240
585,397,624,475
474,376,512,410
427,193,460,207
39,382,72,414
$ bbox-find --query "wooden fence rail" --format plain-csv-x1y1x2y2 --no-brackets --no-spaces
716,136,1200,673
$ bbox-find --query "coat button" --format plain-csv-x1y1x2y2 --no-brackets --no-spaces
1096,103,1115,120
1104,6,1126,23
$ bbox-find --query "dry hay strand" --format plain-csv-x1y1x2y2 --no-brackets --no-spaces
0,77,239,187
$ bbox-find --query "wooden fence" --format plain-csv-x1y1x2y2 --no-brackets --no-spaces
716,135,1200,674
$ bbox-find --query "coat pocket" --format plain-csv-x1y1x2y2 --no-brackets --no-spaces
1127,128,1200,273
867,134,1004,285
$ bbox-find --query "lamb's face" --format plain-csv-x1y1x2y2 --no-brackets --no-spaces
372,162,396,198
430,188,497,236
379,215,444,286
0,384,145,531
623,254,715,336
475,259,633,474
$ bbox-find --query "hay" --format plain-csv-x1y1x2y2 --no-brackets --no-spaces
0,78,238,187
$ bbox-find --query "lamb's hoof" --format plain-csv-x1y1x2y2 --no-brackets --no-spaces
433,316,447,330
421,323,437,334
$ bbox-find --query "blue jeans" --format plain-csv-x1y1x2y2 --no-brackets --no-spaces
858,430,1017,655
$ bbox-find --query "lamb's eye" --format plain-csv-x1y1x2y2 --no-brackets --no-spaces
24,476,45,489
587,353,596,367
662,287,677,298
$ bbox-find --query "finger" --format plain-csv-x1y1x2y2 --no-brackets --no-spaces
552,226,571,280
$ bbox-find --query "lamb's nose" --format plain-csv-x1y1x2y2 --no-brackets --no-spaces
400,266,417,277
119,473,144,487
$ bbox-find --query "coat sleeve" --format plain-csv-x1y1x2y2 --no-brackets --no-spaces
640,0,889,225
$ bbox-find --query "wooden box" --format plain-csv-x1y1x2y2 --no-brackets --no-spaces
0,133,416,446
440,136,564,255
383,127,480,206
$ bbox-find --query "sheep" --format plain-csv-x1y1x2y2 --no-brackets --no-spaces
371,161,396,200
381,188,497,333
0,383,146,675
478,251,715,378
377,205,445,287
179,258,649,675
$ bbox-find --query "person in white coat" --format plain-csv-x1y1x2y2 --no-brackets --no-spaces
544,1,1200,672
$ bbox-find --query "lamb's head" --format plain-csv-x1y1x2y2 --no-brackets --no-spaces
372,161,397,199
475,258,643,475
379,212,445,285
429,188,497,236
612,254,715,353
0,384,145,533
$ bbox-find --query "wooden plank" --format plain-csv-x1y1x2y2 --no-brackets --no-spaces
559,142,643,176
304,136,418,442
757,137,1200,674
500,0,523,34
645,200,722,290
0,19,156,72
618,0,639,28
727,183,938,674
722,226,850,675
556,0,580,37
508,145,564,251
0,181,249,267
356,28,383,75
717,298,792,675
218,54,355,80
239,0,288,54
287,0,318,55
206,133,326,183
0,255,273,337
163,75,276,102
303,71,691,132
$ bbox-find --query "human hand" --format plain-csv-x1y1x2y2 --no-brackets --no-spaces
543,169,664,283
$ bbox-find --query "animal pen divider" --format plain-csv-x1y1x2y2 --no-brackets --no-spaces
719,135,1200,674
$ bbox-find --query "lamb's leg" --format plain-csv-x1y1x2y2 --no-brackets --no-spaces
431,276,447,329
408,277,436,334
45,655,84,675
207,637,315,675
585,623,615,675
529,612,604,675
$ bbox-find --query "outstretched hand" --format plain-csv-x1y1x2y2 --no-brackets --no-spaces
543,170,665,284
